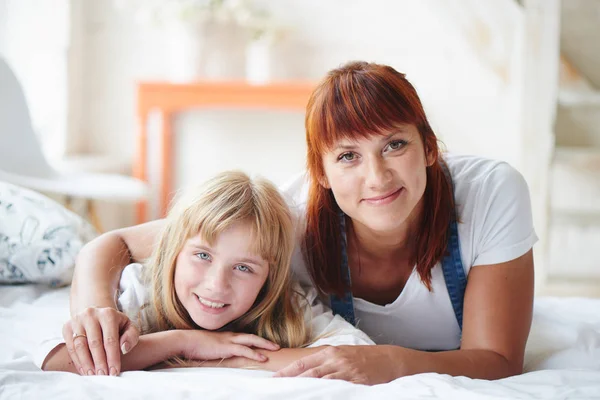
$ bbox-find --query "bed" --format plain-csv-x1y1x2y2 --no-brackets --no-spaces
1,283,599,400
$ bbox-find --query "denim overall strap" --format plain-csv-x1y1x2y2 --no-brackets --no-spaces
329,164,466,330
440,165,467,331
329,210,357,326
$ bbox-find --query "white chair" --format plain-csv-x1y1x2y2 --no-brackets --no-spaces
0,56,148,231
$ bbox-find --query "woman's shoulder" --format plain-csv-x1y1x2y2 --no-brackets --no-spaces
444,153,520,183
443,153,529,202
445,154,537,267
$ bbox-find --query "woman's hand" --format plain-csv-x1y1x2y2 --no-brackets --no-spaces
179,331,280,363
62,307,139,376
273,345,400,385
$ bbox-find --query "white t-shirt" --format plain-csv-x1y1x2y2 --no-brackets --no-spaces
281,153,538,351
34,264,373,369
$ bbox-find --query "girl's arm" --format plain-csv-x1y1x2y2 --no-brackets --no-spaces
43,330,278,375
66,220,165,376
43,331,182,374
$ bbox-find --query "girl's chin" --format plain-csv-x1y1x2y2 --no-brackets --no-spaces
192,318,228,331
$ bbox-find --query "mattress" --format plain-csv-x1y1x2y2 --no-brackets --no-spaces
1,284,599,399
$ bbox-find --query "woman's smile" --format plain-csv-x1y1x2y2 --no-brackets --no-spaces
362,187,404,206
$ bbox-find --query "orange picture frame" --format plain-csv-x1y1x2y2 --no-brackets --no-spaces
134,81,315,223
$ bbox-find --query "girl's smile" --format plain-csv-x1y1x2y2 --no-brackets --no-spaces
193,294,230,314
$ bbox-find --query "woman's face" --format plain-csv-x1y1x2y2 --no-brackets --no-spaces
321,124,433,235
174,221,269,330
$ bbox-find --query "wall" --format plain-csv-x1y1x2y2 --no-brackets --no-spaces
0,0,70,160
75,0,528,227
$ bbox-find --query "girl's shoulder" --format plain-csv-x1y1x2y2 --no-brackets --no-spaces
118,263,154,333
279,172,310,215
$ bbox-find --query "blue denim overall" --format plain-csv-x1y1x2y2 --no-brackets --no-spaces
329,169,467,331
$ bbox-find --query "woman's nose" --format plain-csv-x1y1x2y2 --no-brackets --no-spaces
365,156,391,188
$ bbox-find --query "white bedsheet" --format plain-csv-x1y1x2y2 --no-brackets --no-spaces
1,285,599,400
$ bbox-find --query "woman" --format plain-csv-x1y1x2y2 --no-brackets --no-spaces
66,61,536,384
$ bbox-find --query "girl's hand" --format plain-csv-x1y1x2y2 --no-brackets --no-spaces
273,345,399,385
62,307,139,376
180,331,280,363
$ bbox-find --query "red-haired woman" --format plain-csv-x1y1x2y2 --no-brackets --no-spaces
64,61,536,385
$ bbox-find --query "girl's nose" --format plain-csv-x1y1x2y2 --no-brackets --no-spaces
204,266,231,293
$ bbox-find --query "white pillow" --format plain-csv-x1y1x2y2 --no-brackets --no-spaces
0,181,98,286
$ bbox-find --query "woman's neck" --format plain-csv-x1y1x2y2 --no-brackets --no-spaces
347,199,423,263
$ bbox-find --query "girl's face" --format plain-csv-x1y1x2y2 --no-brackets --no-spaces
321,124,433,235
174,221,269,330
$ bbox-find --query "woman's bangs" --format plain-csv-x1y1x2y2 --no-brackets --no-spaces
309,73,420,153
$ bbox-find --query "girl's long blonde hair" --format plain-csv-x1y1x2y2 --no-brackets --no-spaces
143,171,309,348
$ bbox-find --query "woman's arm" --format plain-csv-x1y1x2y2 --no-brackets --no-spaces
199,347,326,371
199,284,375,372
274,250,535,383
70,220,165,314
66,220,165,376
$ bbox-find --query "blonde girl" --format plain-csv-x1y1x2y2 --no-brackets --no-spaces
41,171,372,375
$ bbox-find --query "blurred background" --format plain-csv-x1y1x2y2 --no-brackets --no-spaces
0,0,598,296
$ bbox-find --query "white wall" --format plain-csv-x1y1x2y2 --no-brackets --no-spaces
75,0,529,227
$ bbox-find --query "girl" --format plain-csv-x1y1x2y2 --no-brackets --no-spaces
40,171,373,375
65,61,536,384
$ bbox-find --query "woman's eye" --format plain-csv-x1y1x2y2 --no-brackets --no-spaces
386,140,406,152
338,152,356,162
234,265,251,273
196,252,211,261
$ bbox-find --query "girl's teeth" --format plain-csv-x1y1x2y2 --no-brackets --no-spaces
197,296,226,308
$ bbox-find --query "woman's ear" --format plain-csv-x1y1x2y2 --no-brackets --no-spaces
318,174,331,189
425,146,437,167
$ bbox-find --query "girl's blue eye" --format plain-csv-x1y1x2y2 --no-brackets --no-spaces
338,152,356,162
197,252,211,261
234,265,251,273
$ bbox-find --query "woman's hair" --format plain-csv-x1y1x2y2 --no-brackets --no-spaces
144,171,309,348
304,61,454,296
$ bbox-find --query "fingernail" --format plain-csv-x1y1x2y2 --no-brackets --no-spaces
87,369,95,376
121,342,129,355
109,367,118,376
97,369,106,376
79,368,85,375
260,354,268,361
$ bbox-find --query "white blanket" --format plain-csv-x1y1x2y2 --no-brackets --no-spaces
1,285,599,399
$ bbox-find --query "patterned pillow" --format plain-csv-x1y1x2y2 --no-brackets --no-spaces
0,181,98,286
